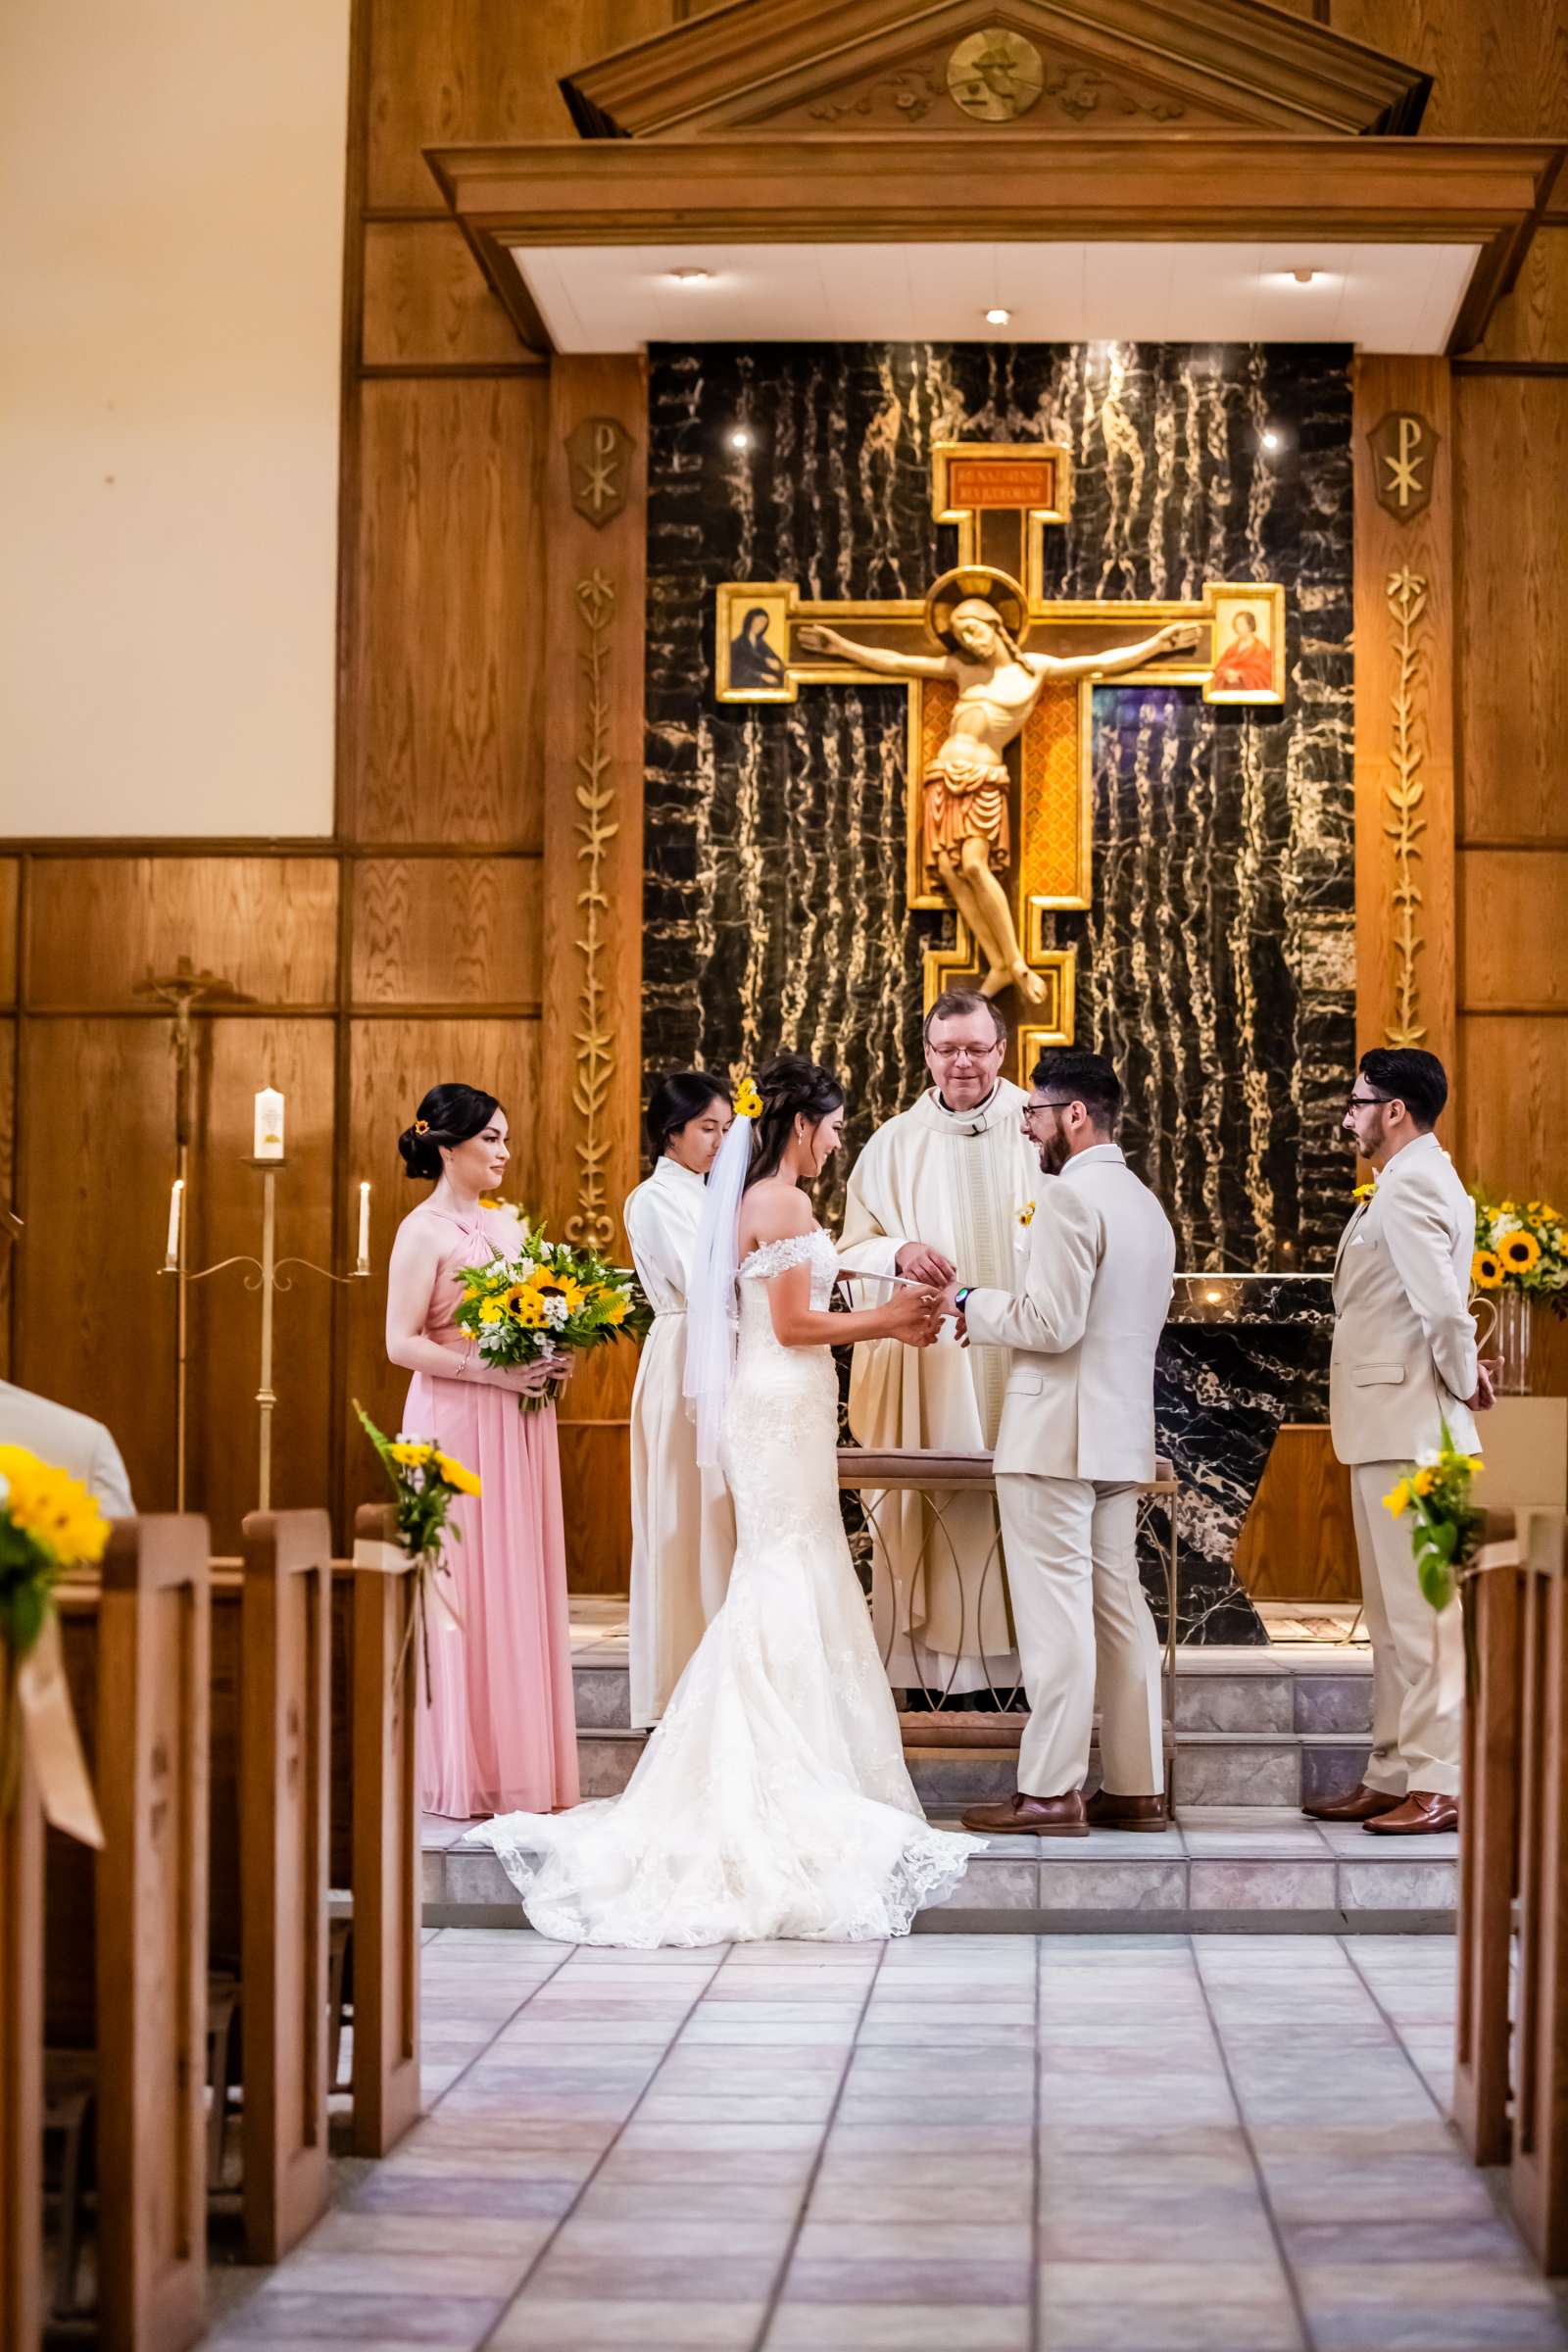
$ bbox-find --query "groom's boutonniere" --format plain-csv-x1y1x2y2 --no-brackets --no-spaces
1017,1201,1036,1228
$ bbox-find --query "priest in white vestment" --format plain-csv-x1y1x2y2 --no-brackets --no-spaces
837,991,1037,1694
623,1074,737,1729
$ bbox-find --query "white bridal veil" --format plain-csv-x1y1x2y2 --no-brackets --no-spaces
682,1102,757,1470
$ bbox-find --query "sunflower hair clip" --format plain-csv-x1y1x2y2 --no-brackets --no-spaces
733,1077,763,1121
413,1118,430,1134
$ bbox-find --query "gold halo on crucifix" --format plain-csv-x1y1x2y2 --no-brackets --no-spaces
925,564,1032,655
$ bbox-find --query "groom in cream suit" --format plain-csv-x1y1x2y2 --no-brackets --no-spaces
1306,1046,1491,1837
941,1050,1175,1838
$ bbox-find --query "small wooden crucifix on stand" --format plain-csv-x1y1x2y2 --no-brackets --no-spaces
715,440,1284,1073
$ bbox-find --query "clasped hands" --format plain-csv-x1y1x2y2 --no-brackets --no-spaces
894,1241,970,1348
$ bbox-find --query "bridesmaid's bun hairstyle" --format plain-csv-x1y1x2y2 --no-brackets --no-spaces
397,1082,502,1181
646,1069,730,1160
745,1052,845,1188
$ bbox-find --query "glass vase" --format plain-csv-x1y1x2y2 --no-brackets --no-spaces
1494,1288,1533,1396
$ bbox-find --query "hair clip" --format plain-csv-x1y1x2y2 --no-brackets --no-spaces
414,1119,430,1134
732,1077,762,1120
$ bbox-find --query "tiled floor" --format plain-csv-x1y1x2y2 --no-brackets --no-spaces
203,1931,1568,2352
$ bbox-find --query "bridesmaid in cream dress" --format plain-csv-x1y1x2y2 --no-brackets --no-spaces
623,1071,736,1728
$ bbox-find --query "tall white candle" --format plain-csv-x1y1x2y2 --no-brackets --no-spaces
165,1177,183,1268
254,1088,285,1161
356,1181,370,1274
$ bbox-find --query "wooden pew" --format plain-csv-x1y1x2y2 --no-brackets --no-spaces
1455,1507,1524,2166
1,1674,43,2352
46,1516,210,2352
329,1504,421,2159
207,1511,332,2262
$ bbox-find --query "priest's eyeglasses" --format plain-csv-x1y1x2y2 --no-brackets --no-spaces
927,1040,1005,1062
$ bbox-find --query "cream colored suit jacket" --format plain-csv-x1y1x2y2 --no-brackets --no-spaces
0,1378,134,1513
961,1145,1175,1482
1329,1132,1479,1465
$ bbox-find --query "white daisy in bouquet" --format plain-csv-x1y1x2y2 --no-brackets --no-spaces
454,1215,650,1410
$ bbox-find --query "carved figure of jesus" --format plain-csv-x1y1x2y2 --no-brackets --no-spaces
800,586,1199,1003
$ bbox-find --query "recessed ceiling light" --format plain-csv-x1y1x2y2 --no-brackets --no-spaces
1291,269,1318,286
984,307,1011,325
728,426,753,451
669,267,712,284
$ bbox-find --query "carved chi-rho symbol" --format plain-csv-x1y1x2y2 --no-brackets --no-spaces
1369,411,1438,521
566,416,634,528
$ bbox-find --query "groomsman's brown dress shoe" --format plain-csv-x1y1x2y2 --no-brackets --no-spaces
960,1791,1089,1838
1086,1790,1170,1832
1300,1783,1402,1824
1361,1789,1459,1836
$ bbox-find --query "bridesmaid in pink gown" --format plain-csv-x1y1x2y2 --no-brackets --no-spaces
385,1083,580,1819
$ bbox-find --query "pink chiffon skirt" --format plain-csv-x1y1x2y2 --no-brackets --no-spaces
404,1374,580,1819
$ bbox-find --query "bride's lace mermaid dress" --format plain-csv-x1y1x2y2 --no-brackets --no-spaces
469,1229,977,1945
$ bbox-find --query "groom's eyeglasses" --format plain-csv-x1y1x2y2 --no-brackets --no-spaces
1021,1099,1074,1128
1346,1092,1389,1111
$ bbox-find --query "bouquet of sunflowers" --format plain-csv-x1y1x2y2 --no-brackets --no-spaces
1469,1190,1568,1317
355,1403,481,1698
1386,1419,1485,1613
1,1445,110,1825
454,1220,649,1410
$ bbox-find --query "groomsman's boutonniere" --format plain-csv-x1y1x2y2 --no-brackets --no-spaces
1017,1200,1036,1228
1352,1181,1376,1204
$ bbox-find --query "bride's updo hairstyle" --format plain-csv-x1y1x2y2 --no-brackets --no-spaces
743,1053,844,1191
397,1082,501,1181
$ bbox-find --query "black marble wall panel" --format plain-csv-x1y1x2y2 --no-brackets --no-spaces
644,342,1357,1642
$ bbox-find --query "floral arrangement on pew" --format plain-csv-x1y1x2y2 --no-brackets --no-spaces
453,1217,650,1412
0,1446,108,1836
1386,1420,1485,1613
354,1403,480,1697
1468,1190,1568,1313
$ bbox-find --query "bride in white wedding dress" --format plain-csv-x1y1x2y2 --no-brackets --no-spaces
468,1053,981,1945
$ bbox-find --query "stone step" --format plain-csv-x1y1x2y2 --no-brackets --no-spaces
421,1806,1453,1936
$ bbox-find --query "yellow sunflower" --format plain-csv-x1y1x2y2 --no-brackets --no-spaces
389,1440,435,1469
0,1446,109,1568
1383,1479,1411,1519
435,1451,481,1496
1412,1466,1436,1498
509,1287,548,1330
1472,1249,1503,1290
1501,1231,1542,1272
531,1270,588,1315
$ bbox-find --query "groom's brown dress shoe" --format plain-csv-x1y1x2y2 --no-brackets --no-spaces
1362,1789,1459,1837
1300,1783,1402,1824
1086,1790,1170,1833
960,1791,1089,1838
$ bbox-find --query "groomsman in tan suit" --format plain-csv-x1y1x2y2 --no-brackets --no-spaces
941,1050,1176,1838
1306,1047,1492,1837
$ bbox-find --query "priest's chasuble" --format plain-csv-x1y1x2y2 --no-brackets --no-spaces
838,1080,1038,1694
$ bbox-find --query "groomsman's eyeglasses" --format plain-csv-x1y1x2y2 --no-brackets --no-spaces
1346,1092,1389,1111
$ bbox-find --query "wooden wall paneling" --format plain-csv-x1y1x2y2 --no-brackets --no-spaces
350,856,543,1005
16,1019,176,1511
1457,376,1568,844
1352,355,1457,1074
1327,0,1568,135
188,1019,338,1554
1460,852,1568,1009
1458,1013,1568,1396
538,356,648,1593
0,859,16,1004
25,857,340,1009
364,0,684,210
0,1018,13,1381
1472,227,1568,364
362,221,531,369
342,1016,541,1523
348,377,548,848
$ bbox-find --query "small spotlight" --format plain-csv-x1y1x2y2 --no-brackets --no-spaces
1260,426,1283,452
728,426,753,452
1291,268,1318,286
669,267,712,284
984,307,1011,325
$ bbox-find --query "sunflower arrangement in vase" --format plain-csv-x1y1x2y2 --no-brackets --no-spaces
454,1218,650,1410
1468,1190,1567,1394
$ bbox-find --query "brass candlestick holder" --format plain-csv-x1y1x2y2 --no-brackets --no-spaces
160,1157,369,1514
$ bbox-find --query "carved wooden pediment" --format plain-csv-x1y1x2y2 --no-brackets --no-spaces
562,0,1431,142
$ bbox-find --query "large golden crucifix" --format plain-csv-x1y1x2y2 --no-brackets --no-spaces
715,441,1284,1071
